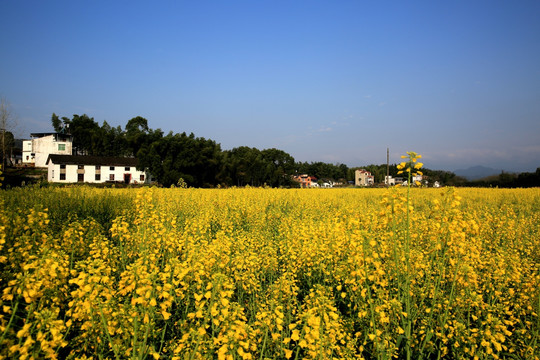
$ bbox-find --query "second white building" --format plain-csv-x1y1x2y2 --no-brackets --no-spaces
47,155,150,184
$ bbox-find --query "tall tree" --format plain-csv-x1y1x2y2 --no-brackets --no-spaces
138,132,222,187
1,97,17,168
125,116,150,157
261,148,295,187
224,147,267,186
50,113,72,134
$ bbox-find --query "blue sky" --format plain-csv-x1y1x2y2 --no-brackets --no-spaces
2,1,539,172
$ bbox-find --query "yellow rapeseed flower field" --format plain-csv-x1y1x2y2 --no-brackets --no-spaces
0,182,539,359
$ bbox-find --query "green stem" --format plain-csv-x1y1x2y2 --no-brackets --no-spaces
0,298,20,345
98,306,121,360
404,168,412,360
259,327,268,360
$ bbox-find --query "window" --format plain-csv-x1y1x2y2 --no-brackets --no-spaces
109,174,115,181
78,165,84,169
60,164,66,169
125,166,130,171
96,165,101,170
140,174,145,182
95,174,101,181
58,144,65,151
110,166,115,171
60,173,66,180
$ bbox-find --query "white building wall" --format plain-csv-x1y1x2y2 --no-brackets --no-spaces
33,135,72,167
47,162,57,182
22,140,34,164
384,176,396,186
66,165,79,182
48,162,148,184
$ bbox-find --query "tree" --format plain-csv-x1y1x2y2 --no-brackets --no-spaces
51,113,71,134
125,116,150,157
138,132,222,187
69,114,100,155
51,113,101,155
1,97,17,168
224,147,267,186
261,148,295,187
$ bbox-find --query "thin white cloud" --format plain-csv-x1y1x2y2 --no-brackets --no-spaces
317,127,332,132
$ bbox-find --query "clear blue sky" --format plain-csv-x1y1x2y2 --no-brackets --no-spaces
2,0,539,172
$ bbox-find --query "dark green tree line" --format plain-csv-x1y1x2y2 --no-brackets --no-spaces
51,113,538,188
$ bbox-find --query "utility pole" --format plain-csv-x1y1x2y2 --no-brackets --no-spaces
2,127,5,171
386,148,390,187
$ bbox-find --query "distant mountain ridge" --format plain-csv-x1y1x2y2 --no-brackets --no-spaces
453,166,502,180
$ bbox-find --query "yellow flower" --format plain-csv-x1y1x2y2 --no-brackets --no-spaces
284,349,293,359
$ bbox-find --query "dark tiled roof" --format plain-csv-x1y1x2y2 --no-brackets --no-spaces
31,132,58,137
47,154,139,167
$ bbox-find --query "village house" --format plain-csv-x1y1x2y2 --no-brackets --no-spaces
384,175,396,186
23,132,73,167
293,174,318,188
401,174,424,186
384,176,405,186
355,169,374,186
46,154,150,184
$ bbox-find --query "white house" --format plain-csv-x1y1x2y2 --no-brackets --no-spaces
355,169,374,186
402,174,424,187
22,140,34,164
46,155,150,184
384,176,396,186
24,133,73,167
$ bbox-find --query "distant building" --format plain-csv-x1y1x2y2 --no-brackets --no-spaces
46,154,150,184
384,176,396,186
22,140,34,164
355,169,374,186
24,133,73,167
402,174,423,186
293,174,318,188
